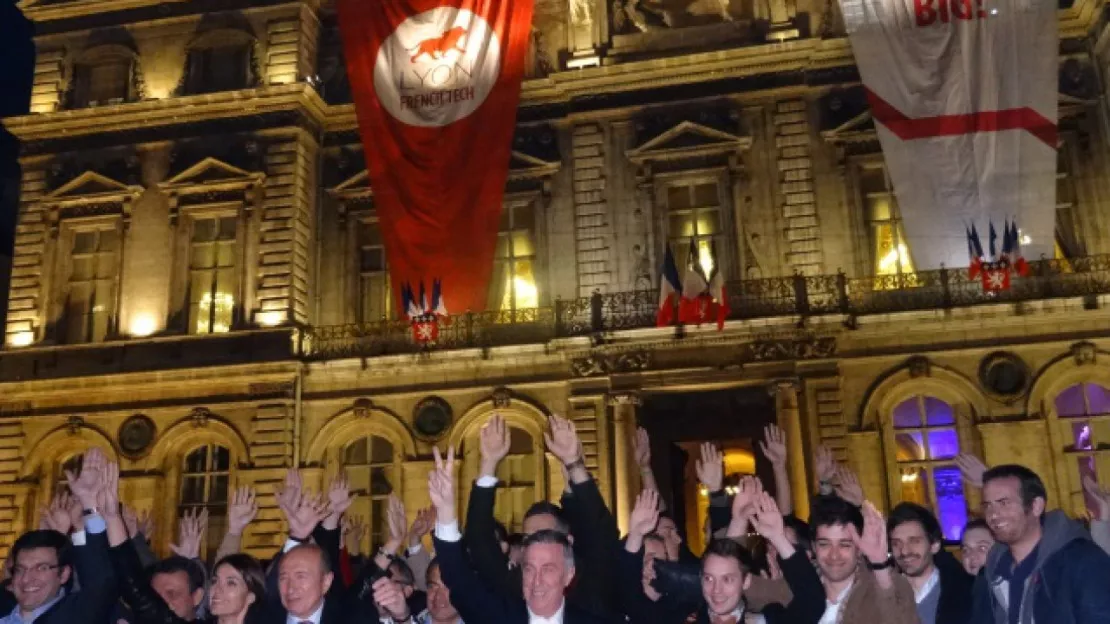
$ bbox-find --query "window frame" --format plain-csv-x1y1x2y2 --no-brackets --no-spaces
67,45,138,109
50,218,125,345
653,169,738,286
459,418,546,534
850,158,917,283
491,195,545,313
182,31,257,96
354,214,392,323
337,434,401,549
176,443,232,563
1048,381,1110,518
185,212,242,335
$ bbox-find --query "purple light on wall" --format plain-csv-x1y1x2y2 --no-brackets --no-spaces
934,465,968,541
928,428,960,459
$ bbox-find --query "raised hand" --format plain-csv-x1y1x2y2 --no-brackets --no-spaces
695,442,723,493
759,424,788,466
955,453,988,489
286,491,329,541
276,469,303,518
407,507,435,548
96,460,121,520
227,486,258,536
324,474,356,529
67,448,106,510
750,492,785,543
342,514,367,555
427,446,457,525
372,576,411,621
384,494,406,554
544,414,582,466
731,475,763,519
170,508,209,560
814,446,836,485
40,492,74,534
833,465,864,507
479,413,512,477
1083,475,1110,521
628,489,661,540
632,427,651,468
66,495,83,533
852,501,890,565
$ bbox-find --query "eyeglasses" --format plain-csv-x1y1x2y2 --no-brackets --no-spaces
12,563,61,578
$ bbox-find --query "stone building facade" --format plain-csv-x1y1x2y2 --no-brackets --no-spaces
3,0,1110,560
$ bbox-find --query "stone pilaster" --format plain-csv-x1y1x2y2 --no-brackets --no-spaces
259,130,317,324
607,392,640,535
265,5,320,86
572,124,611,297
770,380,809,520
29,49,65,114
773,100,824,275
5,165,48,345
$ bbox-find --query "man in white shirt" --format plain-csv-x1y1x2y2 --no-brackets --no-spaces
888,502,972,624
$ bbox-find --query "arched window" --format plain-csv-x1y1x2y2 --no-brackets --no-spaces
342,435,397,548
183,31,255,95
460,423,542,534
54,454,84,497
178,444,231,561
68,46,137,109
891,395,967,541
1053,382,1110,514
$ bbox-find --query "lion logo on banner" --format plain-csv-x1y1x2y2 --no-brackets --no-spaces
409,26,467,63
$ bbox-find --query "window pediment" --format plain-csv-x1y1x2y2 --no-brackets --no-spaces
43,170,142,226
627,120,751,169
160,157,263,223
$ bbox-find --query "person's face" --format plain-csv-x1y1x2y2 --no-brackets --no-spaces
278,549,333,618
208,564,256,617
655,517,682,561
960,526,995,576
521,542,573,618
701,554,750,616
388,562,415,598
890,520,939,578
814,524,860,583
12,548,70,613
426,566,459,622
151,570,203,621
523,513,558,536
982,476,1043,546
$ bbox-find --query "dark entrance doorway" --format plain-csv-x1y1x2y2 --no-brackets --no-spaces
639,386,776,555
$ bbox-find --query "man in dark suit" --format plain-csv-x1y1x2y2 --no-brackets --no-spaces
0,449,117,624
429,446,612,624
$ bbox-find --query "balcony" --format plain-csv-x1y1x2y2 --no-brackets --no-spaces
301,255,1110,360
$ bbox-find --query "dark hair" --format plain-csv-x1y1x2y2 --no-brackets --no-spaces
809,494,864,540
961,518,991,540
214,553,266,617
281,544,333,575
148,556,205,594
701,538,755,575
425,558,441,586
523,502,570,534
12,530,72,574
388,557,415,586
506,532,525,548
522,529,574,567
888,502,942,544
783,515,812,554
493,521,509,545
982,464,1047,511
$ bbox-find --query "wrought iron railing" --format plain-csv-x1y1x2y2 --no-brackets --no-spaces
301,255,1110,359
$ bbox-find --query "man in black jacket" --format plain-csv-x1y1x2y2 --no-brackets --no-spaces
430,446,612,624
463,414,618,618
888,502,972,624
2,449,117,624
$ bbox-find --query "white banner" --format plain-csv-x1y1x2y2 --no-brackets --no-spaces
840,0,1058,269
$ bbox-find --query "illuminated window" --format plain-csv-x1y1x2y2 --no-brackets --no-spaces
666,181,722,279
357,219,390,322
63,228,119,344
188,216,237,334
891,395,966,541
54,454,84,497
492,202,538,311
184,41,253,94
859,164,915,282
178,444,231,562
342,436,397,548
70,55,134,108
1053,382,1110,516
493,427,539,533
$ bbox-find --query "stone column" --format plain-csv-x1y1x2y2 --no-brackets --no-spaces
770,380,809,519
607,392,641,535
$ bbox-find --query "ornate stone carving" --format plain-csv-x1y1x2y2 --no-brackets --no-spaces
750,335,836,362
1072,341,1098,366
66,415,85,435
571,349,653,377
906,356,931,378
607,392,643,406
190,407,211,428
766,379,800,397
491,387,514,409
352,397,375,418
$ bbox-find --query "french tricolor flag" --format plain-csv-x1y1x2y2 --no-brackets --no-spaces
657,244,682,327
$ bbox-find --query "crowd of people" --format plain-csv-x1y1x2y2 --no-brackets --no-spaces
5,413,1110,624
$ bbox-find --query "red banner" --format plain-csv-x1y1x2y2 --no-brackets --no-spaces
336,0,534,314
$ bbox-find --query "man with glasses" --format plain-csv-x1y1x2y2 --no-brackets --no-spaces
1,449,117,623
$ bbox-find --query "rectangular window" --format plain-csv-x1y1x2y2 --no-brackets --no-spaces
343,436,397,547
493,427,538,533
63,228,118,344
73,59,132,107
188,216,238,335
187,45,250,94
666,181,722,278
357,219,390,322
490,202,538,311
859,163,915,281
178,445,231,564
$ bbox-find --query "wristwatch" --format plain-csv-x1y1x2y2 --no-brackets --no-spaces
82,507,99,517
866,555,896,571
